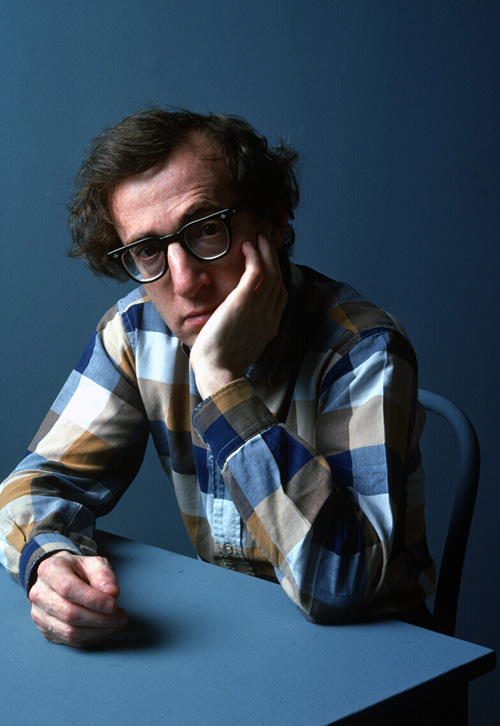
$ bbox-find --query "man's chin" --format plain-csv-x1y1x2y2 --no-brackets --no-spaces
177,328,201,350
179,314,214,348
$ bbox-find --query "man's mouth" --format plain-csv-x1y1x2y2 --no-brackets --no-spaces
184,307,217,325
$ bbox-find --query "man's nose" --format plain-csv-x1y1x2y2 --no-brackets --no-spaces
167,243,211,297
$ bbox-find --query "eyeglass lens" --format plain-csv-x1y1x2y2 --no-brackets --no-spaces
122,217,230,282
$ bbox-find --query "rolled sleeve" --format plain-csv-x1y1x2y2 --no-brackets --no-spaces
192,378,278,467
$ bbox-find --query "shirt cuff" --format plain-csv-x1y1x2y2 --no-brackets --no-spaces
20,535,88,595
192,378,277,468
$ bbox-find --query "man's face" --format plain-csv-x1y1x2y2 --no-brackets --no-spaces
110,136,281,348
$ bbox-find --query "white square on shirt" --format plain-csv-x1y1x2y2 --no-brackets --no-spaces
62,374,112,431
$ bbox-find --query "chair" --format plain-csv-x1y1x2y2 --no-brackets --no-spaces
418,389,481,637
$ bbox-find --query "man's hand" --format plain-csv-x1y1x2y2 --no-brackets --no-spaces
29,551,128,648
190,233,288,399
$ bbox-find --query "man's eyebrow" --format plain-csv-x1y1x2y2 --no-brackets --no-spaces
125,202,226,246
176,202,223,226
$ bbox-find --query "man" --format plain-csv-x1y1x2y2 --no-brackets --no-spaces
0,108,435,647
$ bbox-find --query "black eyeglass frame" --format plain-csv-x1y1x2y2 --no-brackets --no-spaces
107,203,247,283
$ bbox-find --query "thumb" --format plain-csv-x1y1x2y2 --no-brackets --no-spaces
79,556,121,598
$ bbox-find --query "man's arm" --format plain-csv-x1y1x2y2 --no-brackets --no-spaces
190,238,432,621
0,298,148,645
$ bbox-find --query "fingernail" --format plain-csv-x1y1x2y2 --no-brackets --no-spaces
103,599,114,614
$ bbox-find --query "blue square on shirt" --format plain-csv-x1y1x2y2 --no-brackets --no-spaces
205,416,244,468
74,334,96,375
261,425,315,484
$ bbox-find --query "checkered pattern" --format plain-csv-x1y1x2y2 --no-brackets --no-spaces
0,262,434,621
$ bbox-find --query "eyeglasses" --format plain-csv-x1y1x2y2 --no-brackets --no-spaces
107,203,246,283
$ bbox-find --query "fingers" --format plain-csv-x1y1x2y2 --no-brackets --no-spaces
31,603,129,648
246,234,288,316
34,552,119,611
29,551,128,647
190,232,287,397
74,553,121,601
241,234,284,296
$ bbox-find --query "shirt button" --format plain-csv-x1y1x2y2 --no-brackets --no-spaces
222,543,234,555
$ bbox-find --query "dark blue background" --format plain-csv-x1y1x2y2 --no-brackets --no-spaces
1,2,498,721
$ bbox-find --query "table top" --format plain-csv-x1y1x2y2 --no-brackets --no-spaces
0,531,495,725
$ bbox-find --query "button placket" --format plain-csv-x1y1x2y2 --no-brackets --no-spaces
208,452,240,566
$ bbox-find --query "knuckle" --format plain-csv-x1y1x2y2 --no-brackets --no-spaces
60,622,79,643
59,601,79,623
57,579,73,600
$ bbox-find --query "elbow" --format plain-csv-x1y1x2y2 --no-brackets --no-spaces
302,598,365,626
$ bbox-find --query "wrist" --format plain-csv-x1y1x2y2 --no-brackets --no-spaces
194,365,240,400
27,550,71,597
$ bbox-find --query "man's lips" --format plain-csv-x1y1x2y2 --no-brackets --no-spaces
183,307,217,325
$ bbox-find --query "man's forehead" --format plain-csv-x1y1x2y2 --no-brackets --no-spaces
109,135,235,239
116,135,228,193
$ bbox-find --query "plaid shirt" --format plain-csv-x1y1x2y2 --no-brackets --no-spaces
0,262,434,621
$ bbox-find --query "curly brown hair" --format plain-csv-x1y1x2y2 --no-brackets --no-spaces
68,107,300,280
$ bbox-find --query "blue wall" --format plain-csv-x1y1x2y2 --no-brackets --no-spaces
1,2,498,721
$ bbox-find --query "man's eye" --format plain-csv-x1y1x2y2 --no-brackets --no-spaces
197,220,225,239
134,241,162,260
203,222,220,236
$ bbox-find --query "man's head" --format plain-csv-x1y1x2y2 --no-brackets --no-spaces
109,134,289,347
69,107,300,280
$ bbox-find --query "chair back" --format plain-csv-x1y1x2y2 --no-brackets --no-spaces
419,389,480,636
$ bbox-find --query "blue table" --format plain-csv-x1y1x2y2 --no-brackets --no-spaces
0,531,495,724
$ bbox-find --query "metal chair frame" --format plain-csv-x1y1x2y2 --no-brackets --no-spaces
418,389,481,637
